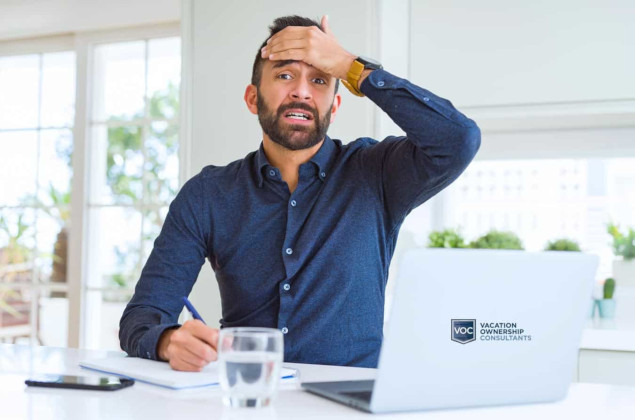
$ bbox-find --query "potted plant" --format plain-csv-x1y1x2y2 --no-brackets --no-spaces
597,278,616,319
469,230,524,250
0,214,33,330
544,238,581,252
607,223,635,287
427,228,467,249
38,184,71,297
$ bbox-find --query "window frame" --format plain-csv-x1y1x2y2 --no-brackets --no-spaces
0,22,183,348
426,102,635,234
0,35,77,346
72,23,182,349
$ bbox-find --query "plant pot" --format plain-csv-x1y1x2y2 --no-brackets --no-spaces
51,226,68,298
613,259,635,287
597,299,616,319
589,299,597,319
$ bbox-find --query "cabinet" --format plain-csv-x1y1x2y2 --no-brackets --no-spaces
577,320,635,386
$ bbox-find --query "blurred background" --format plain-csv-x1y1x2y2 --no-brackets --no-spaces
0,0,633,386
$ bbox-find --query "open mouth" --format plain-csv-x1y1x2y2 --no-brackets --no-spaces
283,109,314,123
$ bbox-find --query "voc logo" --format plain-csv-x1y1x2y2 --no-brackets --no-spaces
451,319,476,344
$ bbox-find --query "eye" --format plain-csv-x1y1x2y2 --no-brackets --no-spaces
313,78,326,85
277,73,292,80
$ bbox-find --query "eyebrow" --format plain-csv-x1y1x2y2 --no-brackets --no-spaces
271,60,331,80
272,60,299,69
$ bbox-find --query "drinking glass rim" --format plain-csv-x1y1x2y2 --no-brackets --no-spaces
220,327,282,336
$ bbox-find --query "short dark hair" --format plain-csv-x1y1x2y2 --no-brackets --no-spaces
251,15,339,93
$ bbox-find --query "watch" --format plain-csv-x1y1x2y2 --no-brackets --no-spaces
341,56,383,97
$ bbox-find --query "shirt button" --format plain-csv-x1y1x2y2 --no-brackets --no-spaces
269,169,275,176
281,327,289,334
377,81,385,87
290,200,297,207
285,248,293,255
320,171,326,178
423,97,430,102
283,283,290,291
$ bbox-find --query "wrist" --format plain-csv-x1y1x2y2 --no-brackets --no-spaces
357,69,373,90
338,53,357,81
340,56,382,97
157,328,176,361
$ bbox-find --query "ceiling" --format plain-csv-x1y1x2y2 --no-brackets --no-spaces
0,0,180,41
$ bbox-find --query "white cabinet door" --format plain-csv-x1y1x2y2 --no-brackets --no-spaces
579,350,635,387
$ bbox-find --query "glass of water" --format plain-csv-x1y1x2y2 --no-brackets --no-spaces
218,327,284,408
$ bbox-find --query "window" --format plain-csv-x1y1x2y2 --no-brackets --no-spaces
0,24,180,350
0,50,75,346
439,157,635,279
84,36,181,350
389,126,635,328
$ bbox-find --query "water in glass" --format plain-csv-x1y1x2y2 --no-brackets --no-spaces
218,328,283,408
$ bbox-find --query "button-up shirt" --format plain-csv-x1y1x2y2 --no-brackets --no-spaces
119,69,481,367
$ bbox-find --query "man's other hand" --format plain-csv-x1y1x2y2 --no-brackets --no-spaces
261,15,356,81
157,320,219,372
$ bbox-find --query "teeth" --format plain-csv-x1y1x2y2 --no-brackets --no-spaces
287,112,309,120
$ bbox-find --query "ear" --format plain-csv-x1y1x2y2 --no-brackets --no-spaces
244,84,258,115
329,93,342,123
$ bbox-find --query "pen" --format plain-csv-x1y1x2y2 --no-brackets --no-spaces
182,296,207,325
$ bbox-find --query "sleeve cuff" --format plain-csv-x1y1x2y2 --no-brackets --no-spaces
360,69,402,93
137,323,181,360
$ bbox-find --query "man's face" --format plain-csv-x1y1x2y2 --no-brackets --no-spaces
254,60,339,151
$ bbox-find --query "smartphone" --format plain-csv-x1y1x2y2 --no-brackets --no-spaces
25,375,134,391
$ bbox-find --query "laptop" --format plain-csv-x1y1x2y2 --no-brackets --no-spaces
302,248,598,413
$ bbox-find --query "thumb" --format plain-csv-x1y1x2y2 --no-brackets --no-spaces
321,14,332,35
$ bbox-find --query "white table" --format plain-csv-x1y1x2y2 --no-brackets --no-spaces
1,344,635,419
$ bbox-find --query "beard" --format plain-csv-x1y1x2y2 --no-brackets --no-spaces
257,91,332,151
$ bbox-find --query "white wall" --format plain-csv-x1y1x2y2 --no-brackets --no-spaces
187,0,377,168
184,0,379,325
0,0,180,41
409,0,635,108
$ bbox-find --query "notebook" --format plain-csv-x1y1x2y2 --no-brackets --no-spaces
80,356,297,390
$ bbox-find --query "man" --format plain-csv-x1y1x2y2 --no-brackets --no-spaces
120,15,480,370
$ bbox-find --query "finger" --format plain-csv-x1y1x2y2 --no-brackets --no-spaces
180,343,217,366
268,49,305,62
169,355,206,372
182,320,220,350
166,340,210,371
262,39,306,58
170,327,217,363
321,15,332,35
266,26,305,45
183,336,217,362
267,37,306,51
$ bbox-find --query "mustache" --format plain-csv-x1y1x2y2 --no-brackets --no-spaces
276,102,318,120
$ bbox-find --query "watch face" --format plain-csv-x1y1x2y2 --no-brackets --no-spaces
357,56,383,70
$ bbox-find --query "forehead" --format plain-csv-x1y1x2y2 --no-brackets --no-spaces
264,59,330,77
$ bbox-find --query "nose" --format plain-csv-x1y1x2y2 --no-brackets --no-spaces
289,77,312,101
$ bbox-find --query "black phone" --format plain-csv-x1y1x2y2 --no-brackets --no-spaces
25,375,134,391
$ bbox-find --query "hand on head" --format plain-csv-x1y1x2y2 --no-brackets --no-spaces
260,15,356,81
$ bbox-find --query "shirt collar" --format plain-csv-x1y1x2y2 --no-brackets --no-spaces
254,136,337,188
255,142,270,188
309,136,336,181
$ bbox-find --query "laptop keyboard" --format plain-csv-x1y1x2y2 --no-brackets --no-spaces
341,390,373,402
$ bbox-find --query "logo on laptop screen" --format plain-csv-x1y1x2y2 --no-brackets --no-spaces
451,319,476,344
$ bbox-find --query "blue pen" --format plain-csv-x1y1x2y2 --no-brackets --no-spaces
182,296,207,325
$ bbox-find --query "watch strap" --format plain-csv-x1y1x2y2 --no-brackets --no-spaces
342,59,366,97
